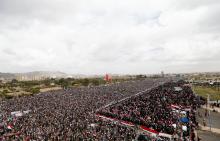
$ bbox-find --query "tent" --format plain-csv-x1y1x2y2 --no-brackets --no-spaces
174,87,182,92
182,126,187,131
180,117,189,123
11,111,23,117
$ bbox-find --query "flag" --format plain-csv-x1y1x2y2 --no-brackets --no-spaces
121,121,135,127
171,104,181,109
7,124,13,130
104,74,111,82
140,125,159,136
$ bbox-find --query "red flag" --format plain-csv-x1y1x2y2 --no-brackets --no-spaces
104,74,111,82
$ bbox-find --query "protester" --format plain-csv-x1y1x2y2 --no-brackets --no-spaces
97,82,202,137
0,78,166,140
0,79,204,140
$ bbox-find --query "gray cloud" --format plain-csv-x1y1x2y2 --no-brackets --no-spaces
0,0,220,74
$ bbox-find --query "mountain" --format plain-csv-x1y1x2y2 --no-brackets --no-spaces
0,72,16,81
17,71,67,78
0,71,68,81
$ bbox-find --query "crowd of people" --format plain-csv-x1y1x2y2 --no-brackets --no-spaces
97,81,203,140
0,78,166,140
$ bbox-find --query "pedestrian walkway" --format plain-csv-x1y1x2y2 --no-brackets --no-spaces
196,130,220,141
202,105,220,113
199,124,220,134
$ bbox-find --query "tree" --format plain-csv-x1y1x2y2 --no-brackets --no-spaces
81,78,89,86
43,79,51,87
91,79,100,86
1,90,12,99
136,75,146,79
59,78,69,89
4,95,13,99
30,87,40,94
0,91,3,97
11,79,18,83
2,89,9,94
72,80,77,86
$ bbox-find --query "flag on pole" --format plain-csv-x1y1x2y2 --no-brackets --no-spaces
104,74,111,82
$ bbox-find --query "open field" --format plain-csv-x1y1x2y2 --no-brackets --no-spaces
40,86,62,92
193,86,220,101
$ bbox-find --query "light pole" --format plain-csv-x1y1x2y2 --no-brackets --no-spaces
218,81,219,91
207,94,211,131
207,94,210,108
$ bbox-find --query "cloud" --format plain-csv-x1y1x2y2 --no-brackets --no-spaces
0,0,220,74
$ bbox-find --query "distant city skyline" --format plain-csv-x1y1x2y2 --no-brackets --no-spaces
0,0,220,74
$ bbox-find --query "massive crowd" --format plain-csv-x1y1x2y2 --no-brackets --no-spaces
97,81,203,140
0,78,166,140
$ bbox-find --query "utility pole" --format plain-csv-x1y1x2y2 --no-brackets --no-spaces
218,81,219,91
191,80,195,95
209,110,211,131
207,94,210,108
207,94,211,131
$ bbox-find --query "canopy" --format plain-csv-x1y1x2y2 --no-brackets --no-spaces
174,87,182,91
182,126,187,131
180,117,189,123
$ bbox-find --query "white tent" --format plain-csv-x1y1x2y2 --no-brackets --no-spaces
174,87,182,91
11,111,23,117
182,126,187,131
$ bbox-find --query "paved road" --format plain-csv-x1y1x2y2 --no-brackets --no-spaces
197,107,220,129
197,130,220,141
202,105,220,113
199,124,220,134
196,107,220,141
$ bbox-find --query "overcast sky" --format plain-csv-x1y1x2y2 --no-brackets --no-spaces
0,0,220,74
